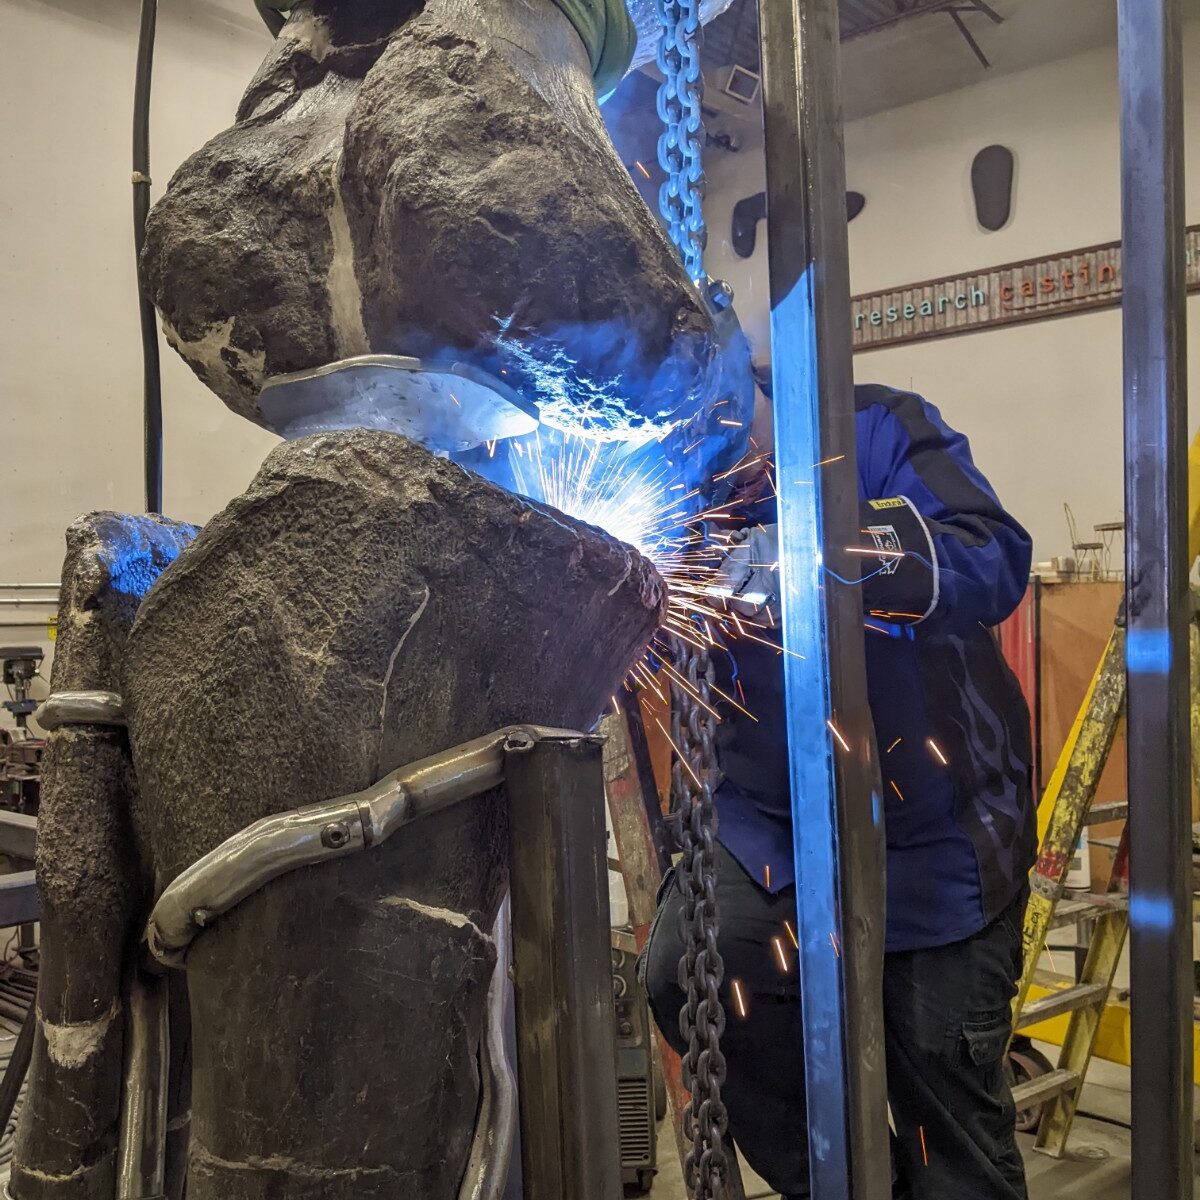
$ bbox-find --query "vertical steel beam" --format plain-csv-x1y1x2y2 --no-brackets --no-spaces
506,734,622,1200
1119,2,1193,1197
759,2,890,1198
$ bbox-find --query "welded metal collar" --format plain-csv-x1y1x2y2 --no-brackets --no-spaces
36,691,126,731
145,725,597,967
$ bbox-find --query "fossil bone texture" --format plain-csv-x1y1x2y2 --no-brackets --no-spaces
141,0,721,444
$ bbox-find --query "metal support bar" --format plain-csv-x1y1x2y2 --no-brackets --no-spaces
506,735,622,1200
0,872,39,927
0,813,36,862
116,971,169,1200
146,724,580,964
1118,2,1192,1196
947,8,990,68
759,1,890,1197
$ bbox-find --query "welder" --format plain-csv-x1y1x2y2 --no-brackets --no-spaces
643,382,1036,1200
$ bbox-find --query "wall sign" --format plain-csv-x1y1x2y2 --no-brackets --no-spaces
852,224,1200,352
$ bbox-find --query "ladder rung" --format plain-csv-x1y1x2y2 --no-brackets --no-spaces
1011,1069,1081,1109
1046,895,1128,929
1085,802,1128,826
1016,982,1110,1029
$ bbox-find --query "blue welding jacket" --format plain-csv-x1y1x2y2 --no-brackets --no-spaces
712,384,1037,953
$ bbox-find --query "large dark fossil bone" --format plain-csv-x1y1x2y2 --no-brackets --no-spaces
112,429,664,1199
10,514,196,1200
141,0,718,443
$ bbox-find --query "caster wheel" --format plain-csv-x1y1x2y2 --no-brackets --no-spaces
1007,1042,1055,1133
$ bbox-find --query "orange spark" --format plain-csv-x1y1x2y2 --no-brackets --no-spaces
772,936,788,973
731,979,748,1018
890,779,905,802
635,160,651,179
829,931,841,957
886,737,902,754
813,454,846,468
763,864,772,889
919,1125,929,1167
784,920,799,949
653,716,702,789
927,738,948,766
827,719,851,753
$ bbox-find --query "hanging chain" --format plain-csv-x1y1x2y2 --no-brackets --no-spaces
655,0,707,284
668,634,730,1200
656,1,728,1195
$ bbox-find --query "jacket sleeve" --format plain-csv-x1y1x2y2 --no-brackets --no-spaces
856,389,1032,629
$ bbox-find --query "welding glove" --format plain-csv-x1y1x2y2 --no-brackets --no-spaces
714,524,781,623
857,496,939,625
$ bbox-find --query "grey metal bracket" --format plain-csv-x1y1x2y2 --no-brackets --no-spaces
36,690,126,731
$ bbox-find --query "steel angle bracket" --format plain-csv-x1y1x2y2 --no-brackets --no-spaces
258,354,539,453
145,724,592,968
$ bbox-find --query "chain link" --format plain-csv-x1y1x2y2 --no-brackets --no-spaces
655,0,707,284
655,5,725,1193
668,634,730,1199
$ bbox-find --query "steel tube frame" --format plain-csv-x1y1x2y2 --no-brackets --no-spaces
1117,1,1193,1196
759,1,890,1197
506,734,623,1200
116,971,169,1200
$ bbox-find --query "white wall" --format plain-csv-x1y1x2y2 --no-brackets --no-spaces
1,0,278,722
704,28,1200,562
2,8,1198,729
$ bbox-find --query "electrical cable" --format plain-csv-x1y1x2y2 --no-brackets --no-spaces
133,0,163,514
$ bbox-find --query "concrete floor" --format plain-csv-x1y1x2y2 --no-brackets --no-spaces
643,1054,1200,1199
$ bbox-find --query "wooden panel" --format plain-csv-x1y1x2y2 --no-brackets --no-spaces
1038,581,1126,888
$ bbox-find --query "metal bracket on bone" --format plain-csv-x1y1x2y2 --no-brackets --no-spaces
145,725,594,967
258,354,540,453
36,690,127,730
141,725,603,1200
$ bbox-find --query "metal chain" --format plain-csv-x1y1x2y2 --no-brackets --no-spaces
655,0,707,284
656,2,727,1194
668,634,730,1200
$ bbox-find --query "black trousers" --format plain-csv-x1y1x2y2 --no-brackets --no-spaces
642,844,1029,1200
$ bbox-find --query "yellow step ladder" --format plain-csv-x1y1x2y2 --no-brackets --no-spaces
1009,431,1200,1155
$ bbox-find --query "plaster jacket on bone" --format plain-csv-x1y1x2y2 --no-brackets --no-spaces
141,0,740,447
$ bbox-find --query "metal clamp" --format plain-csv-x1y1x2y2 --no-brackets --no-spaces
36,690,126,731
145,725,588,967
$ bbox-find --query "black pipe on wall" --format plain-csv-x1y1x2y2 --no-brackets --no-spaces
133,0,162,514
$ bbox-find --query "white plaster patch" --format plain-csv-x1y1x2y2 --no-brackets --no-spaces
380,896,488,942
160,316,266,412
378,586,431,731
39,998,120,1069
327,156,370,359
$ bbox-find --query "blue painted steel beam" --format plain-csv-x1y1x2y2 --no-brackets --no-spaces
759,1,891,1197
